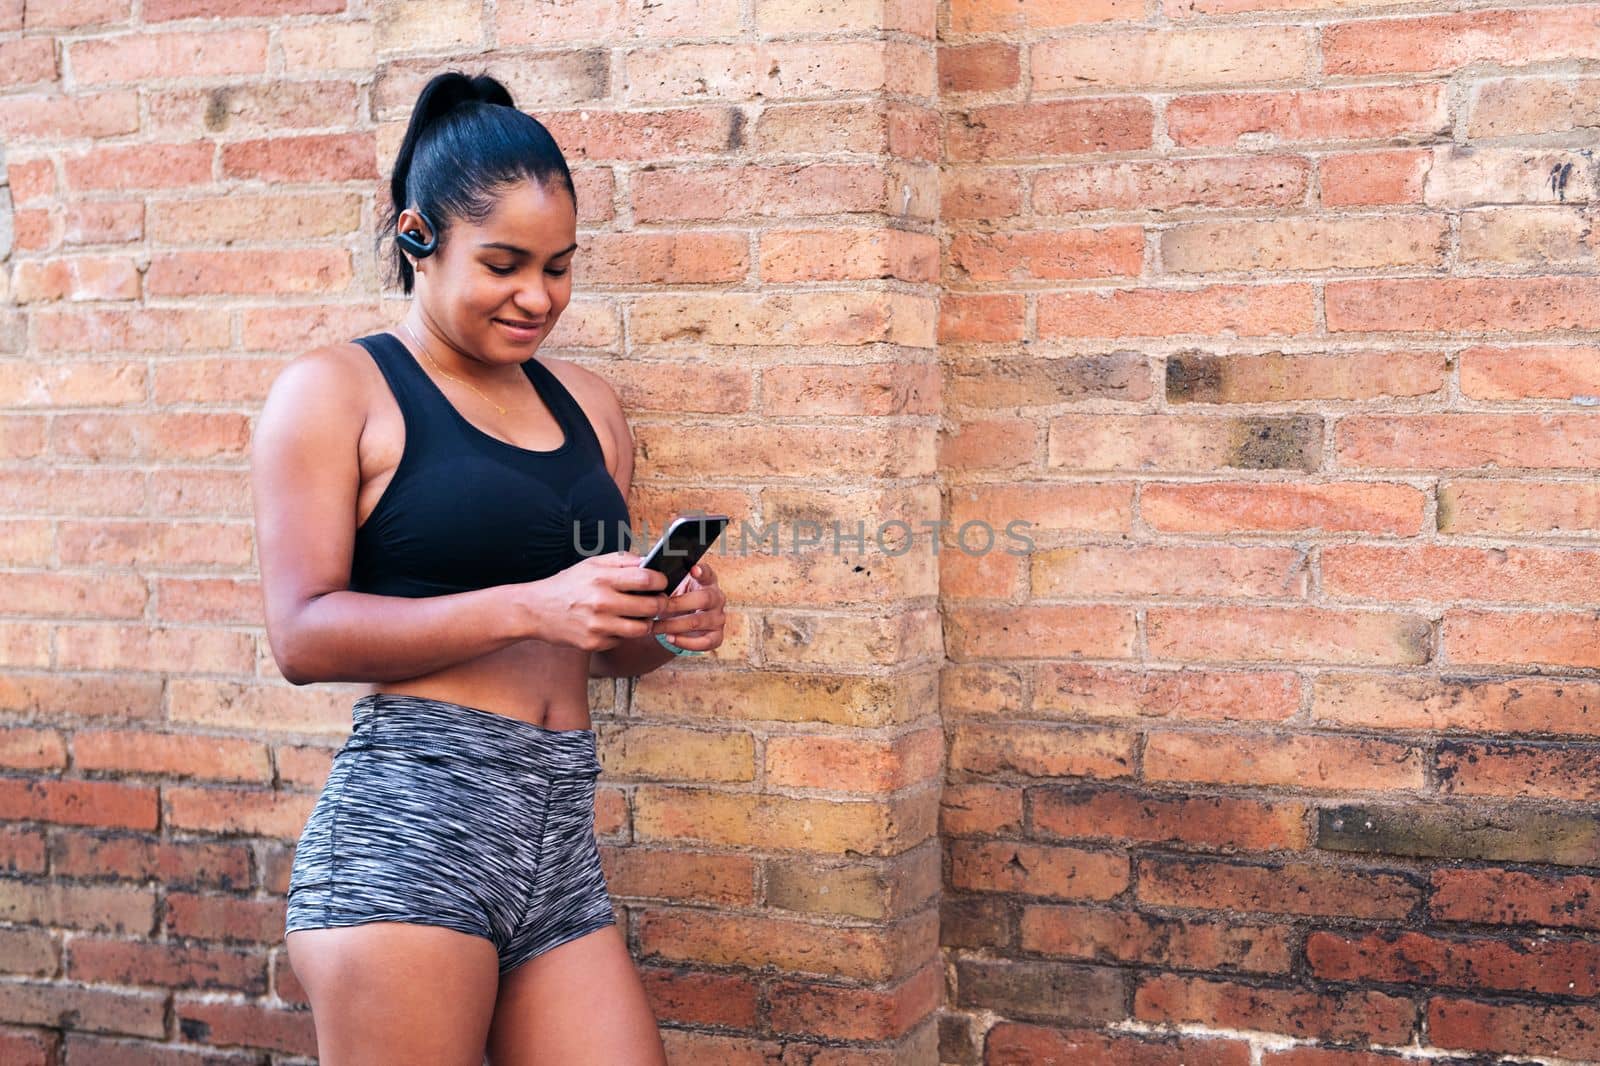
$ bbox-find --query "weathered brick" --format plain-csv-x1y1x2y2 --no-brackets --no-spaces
1142,480,1427,535
951,838,1129,900
1139,856,1420,918
1324,6,1600,76
987,1023,1251,1066
1436,740,1600,801
1033,27,1309,92
1161,215,1447,273
1318,802,1600,866
954,956,1126,1024
1325,672,1600,739
1167,86,1447,147
1431,868,1600,930
1144,731,1425,790
1035,155,1310,213
1428,997,1600,1060
1031,785,1308,851
1023,904,1294,973
1308,928,1600,996
1135,974,1416,1045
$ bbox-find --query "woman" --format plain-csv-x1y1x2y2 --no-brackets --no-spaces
250,70,725,1065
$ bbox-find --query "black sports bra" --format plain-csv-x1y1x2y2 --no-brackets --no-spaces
347,331,633,598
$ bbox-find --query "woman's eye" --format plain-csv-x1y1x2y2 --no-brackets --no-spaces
488,265,568,277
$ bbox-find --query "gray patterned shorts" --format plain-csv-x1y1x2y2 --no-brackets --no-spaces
285,692,616,975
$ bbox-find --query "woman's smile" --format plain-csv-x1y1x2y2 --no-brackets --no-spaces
493,316,545,341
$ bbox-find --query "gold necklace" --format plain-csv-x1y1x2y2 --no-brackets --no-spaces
399,320,508,415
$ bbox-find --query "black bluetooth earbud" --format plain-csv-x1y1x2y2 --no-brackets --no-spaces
396,207,438,259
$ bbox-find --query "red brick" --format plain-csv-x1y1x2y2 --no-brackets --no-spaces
765,961,940,1041
74,730,271,782
1460,344,1600,399
951,839,1129,900
1320,149,1431,206
1470,75,1600,138
1144,731,1425,790
172,995,316,1056
946,97,1154,160
1032,662,1298,724
1043,409,1318,470
1428,996,1600,1060
948,0,1142,31
146,0,343,19
1443,609,1600,670
1440,478,1600,536
1431,868,1600,930
1309,928,1600,996
1136,974,1416,1045
948,722,1135,778
1147,606,1431,665
986,1021,1251,1065
950,226,1142,280
0,979,165,1037
1143,481,1427,535
0,779,157,830
220,132,377,182
1033,27,1309,92
1039,284,1316,338
1436,740,1600,801
1161,215,1446,273
164,892,284,944
1023,904,1294,973
939,42,1019,93
70,30,267,84
1167,85,1447,147
1324,544,1600,604
940,783,1023,837
1337,414,1600,470
1353,269,1600,332
944,604,1137,659
1034,154,1310,213
1031,786,1307,851
0,92,139,140
1138,856,1420,918
1325,6,1600,76
0,39,57,88
1032,544,1306,599
64,142,214,191
68,937,265,995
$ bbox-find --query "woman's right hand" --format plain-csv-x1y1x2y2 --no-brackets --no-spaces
522,551,671,651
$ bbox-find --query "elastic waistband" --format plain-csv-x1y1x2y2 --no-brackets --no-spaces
345,692,600,779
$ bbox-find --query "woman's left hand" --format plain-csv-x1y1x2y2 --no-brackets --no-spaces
653,560,726,653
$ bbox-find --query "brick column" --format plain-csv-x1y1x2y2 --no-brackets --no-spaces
615,5,945,1062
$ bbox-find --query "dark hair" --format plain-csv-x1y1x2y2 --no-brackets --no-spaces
381,70,577,294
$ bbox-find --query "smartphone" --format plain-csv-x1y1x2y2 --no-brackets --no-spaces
633,514,729,597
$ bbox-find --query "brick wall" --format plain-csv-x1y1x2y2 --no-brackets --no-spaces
1,0,1597,1064
937,1,1600,1063
0,1,946,1063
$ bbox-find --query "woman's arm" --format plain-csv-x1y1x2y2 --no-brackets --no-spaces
251,347,561,685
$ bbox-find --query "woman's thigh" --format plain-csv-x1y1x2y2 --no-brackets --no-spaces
288,922,500,1066
486,923,667,1066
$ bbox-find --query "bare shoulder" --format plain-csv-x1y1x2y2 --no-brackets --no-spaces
269,340,373,399
252,341,376,457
